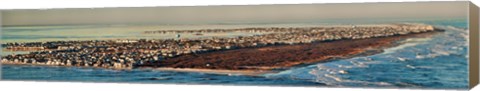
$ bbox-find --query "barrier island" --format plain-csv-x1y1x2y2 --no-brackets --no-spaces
1,24,443,75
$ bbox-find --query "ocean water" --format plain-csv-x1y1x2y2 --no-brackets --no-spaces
1,19,469,89
1,24,335,43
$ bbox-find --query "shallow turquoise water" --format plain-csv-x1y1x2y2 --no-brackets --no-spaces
1,19,469,89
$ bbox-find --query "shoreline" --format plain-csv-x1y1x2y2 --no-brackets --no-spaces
0,63,270,76
152,67,272,76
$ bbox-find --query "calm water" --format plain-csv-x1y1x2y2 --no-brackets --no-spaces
1,19,469,89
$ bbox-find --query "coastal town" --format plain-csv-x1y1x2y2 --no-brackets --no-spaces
1,24,441,70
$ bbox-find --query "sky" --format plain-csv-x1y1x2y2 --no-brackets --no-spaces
0,1,468,26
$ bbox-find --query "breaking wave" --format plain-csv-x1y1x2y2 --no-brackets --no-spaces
265,24,469,89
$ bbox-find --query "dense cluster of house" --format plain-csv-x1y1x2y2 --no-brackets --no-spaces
1,24,438,69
